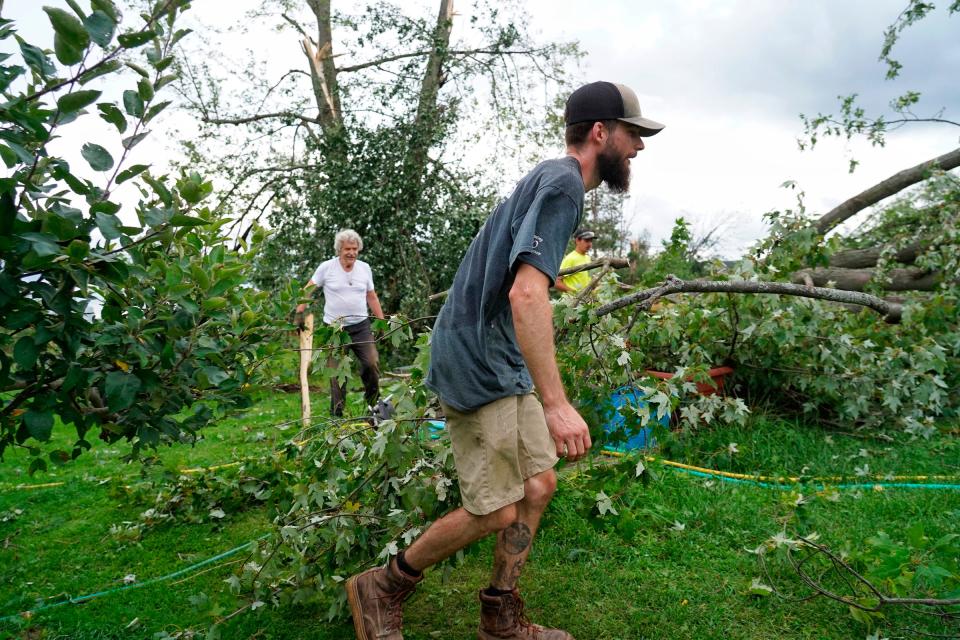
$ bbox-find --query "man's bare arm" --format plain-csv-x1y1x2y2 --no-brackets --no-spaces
366,290,385,320
510,263,592,460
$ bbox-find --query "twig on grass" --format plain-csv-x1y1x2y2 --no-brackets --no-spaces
755,532,960,639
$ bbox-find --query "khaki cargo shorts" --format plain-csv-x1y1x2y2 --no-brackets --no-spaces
441,393,559,516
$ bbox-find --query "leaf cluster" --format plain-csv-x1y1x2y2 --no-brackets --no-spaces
0,1,295,468
797,2,959,171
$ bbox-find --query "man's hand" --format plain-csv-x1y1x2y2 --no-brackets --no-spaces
543,400,592,462
292,303,307,330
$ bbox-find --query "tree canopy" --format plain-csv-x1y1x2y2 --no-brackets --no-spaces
176,0,582,315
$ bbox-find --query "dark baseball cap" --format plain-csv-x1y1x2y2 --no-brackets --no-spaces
565,81,665,136
574,229,596,240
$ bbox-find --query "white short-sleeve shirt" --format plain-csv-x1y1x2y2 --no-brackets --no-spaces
310,257,375,326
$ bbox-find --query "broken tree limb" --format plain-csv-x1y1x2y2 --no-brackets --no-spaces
790,266,941,291
427,256,631,301
299,313,314,428
427,290,448,302
814,146,960,235
595,276,903,323
558,257,630,277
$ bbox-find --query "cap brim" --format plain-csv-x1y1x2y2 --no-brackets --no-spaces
618,116,665,137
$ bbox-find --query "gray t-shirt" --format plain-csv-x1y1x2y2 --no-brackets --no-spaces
426,156,584,411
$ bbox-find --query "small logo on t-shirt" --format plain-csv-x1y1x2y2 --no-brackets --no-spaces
532,234,542,249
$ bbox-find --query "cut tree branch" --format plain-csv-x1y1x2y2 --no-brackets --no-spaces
595,275,902,323
815,146,960,235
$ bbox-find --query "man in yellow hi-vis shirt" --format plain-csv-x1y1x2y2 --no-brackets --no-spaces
554,229,595,292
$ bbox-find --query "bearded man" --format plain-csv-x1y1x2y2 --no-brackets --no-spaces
345,81,664,640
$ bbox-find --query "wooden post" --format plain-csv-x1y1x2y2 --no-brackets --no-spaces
299,312,314,428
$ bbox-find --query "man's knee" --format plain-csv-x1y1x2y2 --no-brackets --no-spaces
474,503,518,536
360,346,379,372
523,469,557,509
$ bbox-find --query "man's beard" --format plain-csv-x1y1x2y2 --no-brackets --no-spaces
597,147,631,193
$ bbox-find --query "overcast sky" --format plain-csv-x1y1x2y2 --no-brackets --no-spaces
5,1,958,257
520,0,958,255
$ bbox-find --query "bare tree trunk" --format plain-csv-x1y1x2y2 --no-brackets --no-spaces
303,0,343,137
389,0,456,301
814,146,960,235
790,266,941,291
408,0,454,175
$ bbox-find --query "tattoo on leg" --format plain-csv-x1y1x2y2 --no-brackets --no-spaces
500,522,532,554
493,557,508,585
507,558,524,586
493,558,526,588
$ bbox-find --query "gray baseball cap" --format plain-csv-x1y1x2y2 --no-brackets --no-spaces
565,81,665,137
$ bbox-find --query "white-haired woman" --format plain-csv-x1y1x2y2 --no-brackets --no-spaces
295,229,385,417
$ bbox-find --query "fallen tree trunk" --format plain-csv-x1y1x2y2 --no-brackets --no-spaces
596,276,902,323
827,241,924,268
790,266,941,292
814,146,960,235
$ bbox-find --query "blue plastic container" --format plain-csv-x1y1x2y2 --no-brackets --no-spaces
602,386,671,452
423,419,445,440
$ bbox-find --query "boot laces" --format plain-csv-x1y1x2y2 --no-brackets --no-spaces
381,583,415,631
510,592,536,632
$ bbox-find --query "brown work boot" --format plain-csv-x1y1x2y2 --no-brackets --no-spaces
477,588,574,639
345,557,422,640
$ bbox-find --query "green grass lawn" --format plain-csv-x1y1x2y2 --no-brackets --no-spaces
1,390,957,639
